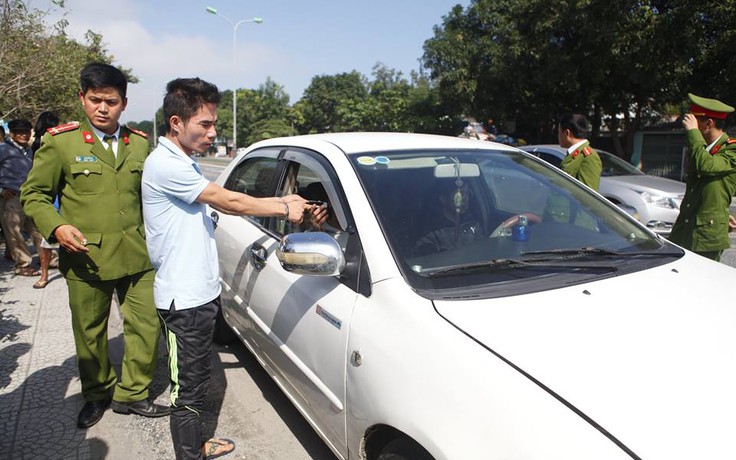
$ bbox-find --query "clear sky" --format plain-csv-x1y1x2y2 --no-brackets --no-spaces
37,0,468,123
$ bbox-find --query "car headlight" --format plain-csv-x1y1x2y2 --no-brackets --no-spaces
640,191,679,209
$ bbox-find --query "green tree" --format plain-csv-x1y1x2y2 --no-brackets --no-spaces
422,0,692,156
246,118,298,145
297,71,368,133
0,0,133,122
675,0,736,108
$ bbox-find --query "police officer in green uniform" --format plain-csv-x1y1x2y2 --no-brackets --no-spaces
21,63,169,428
668,93,736,261
558,113,602,191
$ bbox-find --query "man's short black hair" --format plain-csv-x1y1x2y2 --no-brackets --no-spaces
80,62,128,98
8,119,32,133
163,78,221,133
558,113,590,139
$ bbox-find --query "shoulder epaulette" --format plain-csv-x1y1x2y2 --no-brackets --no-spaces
125,125,148,139
727,138,736,145
46,121,80,136
582,146,592,157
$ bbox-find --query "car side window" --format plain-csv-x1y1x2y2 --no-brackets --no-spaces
223,156,279,226
539,152,563,168
272,153,349,249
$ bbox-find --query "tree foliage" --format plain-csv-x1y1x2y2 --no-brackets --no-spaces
422,0,736,156
297,71,368,133
0,0,132,123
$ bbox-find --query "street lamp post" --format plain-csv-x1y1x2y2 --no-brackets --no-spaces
206,6,262,154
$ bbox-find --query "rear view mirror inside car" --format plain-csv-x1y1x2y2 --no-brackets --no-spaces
434,162,480,178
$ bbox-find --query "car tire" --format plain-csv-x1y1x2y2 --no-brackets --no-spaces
376,437,434,460
213,304,237,344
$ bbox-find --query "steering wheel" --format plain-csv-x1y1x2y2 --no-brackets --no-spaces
489,212,543,238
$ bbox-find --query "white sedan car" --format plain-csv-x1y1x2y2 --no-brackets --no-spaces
211,133,736,460
519,144,686,235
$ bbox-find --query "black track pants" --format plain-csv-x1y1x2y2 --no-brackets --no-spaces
158,297,219,460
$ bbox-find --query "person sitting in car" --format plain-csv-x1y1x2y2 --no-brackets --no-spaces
415,180,484,256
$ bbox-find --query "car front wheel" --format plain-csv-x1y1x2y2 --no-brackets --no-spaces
377,438,434,460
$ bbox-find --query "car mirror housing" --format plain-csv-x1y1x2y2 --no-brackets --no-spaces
277,232,346,276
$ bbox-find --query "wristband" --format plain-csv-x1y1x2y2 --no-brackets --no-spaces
282,202,289,219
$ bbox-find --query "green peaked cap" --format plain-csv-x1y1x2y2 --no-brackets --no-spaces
688,93,734,118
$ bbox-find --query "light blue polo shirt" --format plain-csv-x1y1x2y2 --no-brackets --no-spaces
142,136,221,310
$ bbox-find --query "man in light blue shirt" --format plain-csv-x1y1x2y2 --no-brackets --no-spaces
142,77,309,460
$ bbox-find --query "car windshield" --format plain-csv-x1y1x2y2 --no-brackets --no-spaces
350,148,682,298
599,150,645,177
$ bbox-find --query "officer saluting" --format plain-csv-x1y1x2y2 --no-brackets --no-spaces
21,63,169,428
668,93,736,261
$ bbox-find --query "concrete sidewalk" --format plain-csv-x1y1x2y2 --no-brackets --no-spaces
0,244,175,459
0,242,335,460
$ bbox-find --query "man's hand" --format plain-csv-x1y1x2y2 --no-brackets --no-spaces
308,203,329,230
682,113,699,131
54,224,90,253
729,215,736,232
281,195,309,223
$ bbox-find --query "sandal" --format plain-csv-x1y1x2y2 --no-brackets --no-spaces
202,438,235,459
33,279,49,289
15,267,41,277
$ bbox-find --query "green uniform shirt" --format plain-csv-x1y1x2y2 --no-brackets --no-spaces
668,130,736,252
560,140,602,191
20,119,153,281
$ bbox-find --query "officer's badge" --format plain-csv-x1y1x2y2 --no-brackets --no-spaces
75,156,97,162
47,121,80,136
83,131,94,144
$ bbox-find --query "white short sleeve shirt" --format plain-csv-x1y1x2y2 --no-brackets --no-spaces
142,137,220,310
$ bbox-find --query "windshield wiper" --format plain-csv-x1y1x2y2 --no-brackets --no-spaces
426,257,618,277
519,247,669,261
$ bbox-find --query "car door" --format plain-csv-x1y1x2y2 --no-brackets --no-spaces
227,147,359,456
215,148,283,333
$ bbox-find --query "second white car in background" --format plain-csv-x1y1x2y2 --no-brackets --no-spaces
519,144,685,235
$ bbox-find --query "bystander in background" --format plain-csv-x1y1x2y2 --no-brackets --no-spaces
29,111,61,288
0,119,44,276
557,113,602,191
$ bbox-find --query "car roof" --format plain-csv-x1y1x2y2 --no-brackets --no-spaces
247,132,520,156
520,144,618,158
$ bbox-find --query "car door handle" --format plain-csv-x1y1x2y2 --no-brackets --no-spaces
249,243,267,270
210,211,219,229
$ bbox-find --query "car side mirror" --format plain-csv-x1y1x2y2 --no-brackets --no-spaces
276,232,346,276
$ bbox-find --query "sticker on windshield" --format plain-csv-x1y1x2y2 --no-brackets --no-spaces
375,155,390,165
357,156,377,166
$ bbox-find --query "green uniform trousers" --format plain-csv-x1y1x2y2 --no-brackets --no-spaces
67,269,159,402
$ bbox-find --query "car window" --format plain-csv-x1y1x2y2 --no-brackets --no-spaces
599,150,644,176
350,148,677,294
272,150,349,249
223,156,280,226
538,152,563,168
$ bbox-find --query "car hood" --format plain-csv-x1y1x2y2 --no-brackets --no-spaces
434,254,736,459
604,174,685,195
